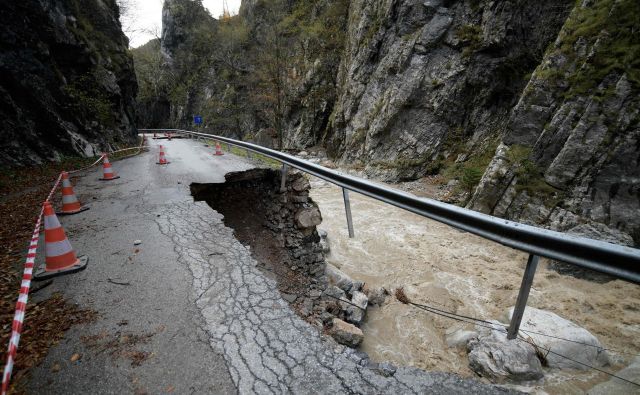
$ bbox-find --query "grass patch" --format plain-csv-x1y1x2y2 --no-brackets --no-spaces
456,24,483,57
225,141,281,169
535,0,640,98
507,145,564,204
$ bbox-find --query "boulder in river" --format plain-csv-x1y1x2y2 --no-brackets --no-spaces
505,306,610,370
446,328,478,348
467,321,544,383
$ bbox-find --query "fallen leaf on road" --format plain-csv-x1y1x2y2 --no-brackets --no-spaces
166,385,175,393
51,363,61,372
70,353,81,362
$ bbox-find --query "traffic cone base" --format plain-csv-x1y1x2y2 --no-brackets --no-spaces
35,201,89,281
156,161,170,165
57,205,90,216
100,175,120,181
34,255,88,281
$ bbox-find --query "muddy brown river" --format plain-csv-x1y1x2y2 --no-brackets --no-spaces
309,176,640,394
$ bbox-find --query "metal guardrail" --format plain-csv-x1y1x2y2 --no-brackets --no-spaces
141,128,640,338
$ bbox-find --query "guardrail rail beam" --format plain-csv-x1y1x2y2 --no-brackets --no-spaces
138,129,640,285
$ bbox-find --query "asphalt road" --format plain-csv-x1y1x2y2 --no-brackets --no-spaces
25,137,512,394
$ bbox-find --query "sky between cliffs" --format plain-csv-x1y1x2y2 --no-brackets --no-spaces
122,0,242,48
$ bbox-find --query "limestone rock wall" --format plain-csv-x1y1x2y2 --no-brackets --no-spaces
0,0,137,166
469,0,640,246
325,0,571,180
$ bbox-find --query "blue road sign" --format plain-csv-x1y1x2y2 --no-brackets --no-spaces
194,115,203,125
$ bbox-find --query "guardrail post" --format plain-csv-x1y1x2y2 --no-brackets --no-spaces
507,254,539,340
280,164,288,193
246,148,252,159
342,188,355,238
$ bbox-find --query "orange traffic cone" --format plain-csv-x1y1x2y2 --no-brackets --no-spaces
57,172,89,215
99,154,120,181
214,142,224,156
157,145,169,165
34,201,88,281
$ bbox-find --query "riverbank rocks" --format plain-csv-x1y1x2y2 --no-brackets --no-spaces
291,176,311,192
329,318,364,347
505,306,610,370
366,287,389,306
326,264,354,293
345,291,368,325
295,206,322,230
321,264,372,331
467,322,544,383
318,228,330,254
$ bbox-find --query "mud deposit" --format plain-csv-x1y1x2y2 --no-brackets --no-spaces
309,177,640,394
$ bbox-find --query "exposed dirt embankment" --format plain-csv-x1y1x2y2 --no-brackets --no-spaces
190,169,328,320
191,169,388,354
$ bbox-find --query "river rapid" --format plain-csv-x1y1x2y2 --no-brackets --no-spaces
308,176,640,394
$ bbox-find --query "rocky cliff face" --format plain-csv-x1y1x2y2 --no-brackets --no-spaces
138,0,638,246
133,0,217,130
0,0,137,166
325,0,571,180
469,0,639,246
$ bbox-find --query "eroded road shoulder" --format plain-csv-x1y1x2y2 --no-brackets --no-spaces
25,139,510,394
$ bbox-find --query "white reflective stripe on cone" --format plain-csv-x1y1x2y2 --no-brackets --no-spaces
104,169,114,175
46,239,74,257
44,214,62,230
62,178,71,188
62,194,79,204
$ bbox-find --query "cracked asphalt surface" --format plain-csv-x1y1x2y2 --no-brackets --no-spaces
25,137,512,394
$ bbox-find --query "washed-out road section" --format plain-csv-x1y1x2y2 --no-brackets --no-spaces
26,137,511,394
